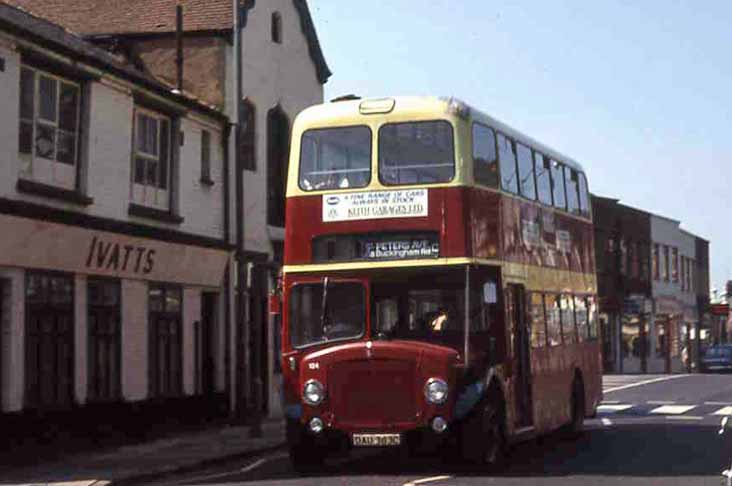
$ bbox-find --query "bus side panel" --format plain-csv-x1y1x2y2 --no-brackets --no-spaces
467,188,501,260
498,196,596,280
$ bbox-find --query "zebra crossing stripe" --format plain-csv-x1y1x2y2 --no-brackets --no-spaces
649,405,696,415
597,404,633,413
713,406,732,416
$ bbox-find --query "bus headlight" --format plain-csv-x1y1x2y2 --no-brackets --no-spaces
424,378,449,405
303,379,325,406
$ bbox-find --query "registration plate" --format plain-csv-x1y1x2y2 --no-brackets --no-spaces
352,433,401,447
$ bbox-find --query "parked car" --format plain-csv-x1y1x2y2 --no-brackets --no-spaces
701,345,732,373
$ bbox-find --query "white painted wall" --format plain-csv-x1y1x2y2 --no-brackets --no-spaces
651,215,697,310
238,0,324,255
0,38,227,241
121,279,148,401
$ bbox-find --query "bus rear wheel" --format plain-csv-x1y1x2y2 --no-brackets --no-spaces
563,377,585,437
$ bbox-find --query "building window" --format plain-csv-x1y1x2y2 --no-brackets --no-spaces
689,260,694,292
19,66,81,190
619,239,627,276
535,152,553,206
240,99,256,171
640,243,650,280
671,247,679,283
630,241,639,278
25,272,74,409
132,108,172,210
472,123,498,188
148,284,182,397
87,279,121,402
662,245,670,282
653,243,660,280
530,293,546,348
271,12,282,44
267,106,290,227
200,129,212,184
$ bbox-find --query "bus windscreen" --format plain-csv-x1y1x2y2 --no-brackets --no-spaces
299,126,372,191
379,120,454,185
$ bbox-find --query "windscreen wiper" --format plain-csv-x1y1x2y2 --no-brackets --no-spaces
320,277,330,339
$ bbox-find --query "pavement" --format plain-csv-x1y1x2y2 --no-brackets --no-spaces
0,419,285,486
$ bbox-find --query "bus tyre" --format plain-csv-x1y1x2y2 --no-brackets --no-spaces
460,396,507,469
563,377,585,437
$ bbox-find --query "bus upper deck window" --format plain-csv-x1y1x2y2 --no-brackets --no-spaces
299,126,372,191
379,120,455,186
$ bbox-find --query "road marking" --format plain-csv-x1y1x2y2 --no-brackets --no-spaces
172,452,287,485
604,374,688,393
707,402,732,406
650,405,696,415
403,475,453,486
666,415,704,421
601,418,613,426
647,400,677,405
600,400,621,404
713,407,732,416
597,404,633,413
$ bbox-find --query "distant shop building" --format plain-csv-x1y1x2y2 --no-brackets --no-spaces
592,195,710,374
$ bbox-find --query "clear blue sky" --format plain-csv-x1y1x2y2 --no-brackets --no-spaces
309,0,732,293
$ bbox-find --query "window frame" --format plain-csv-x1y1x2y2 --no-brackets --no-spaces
200,129,213,185
471,122,499,188
550,159,567,210
289,280,367,350
516,141,537,201
298,124,373,192
86,278,121,403
271,11,283,44
18,65,82,186
496,131,519,194
148,283,183,398
534,151,553,206
131,107,173,211
378,119,456,187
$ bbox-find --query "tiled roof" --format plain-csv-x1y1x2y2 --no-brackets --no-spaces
3,0,331,82
3,0,232,35
0,2,226,119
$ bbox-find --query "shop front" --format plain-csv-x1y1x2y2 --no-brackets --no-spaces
0,214,231,437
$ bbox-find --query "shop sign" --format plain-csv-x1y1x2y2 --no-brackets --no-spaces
322,189,428,222
0,214,229,287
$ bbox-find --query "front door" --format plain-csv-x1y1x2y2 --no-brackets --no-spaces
507,283,533,427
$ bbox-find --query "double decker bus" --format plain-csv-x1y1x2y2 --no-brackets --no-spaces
280,96,601,469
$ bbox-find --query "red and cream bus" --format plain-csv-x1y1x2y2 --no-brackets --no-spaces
280,96,601,469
